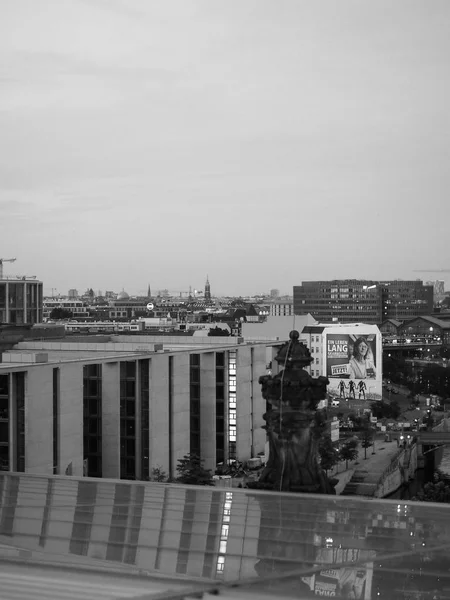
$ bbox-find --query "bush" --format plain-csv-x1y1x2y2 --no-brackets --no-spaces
175,454,214,486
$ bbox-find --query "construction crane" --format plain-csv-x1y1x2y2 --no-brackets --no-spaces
0,257,16,278
413,269,450,273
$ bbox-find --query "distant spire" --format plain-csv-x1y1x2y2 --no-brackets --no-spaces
147,283,151,298
205,274,211,302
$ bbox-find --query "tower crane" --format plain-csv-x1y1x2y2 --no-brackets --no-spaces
0,258,16,279
413,269,450,273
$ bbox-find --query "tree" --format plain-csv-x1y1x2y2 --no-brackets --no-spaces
49,308,72,320
150,466,168,482
208,327,230,337
175,454,214,486
318,435,339,474
359,425,374,460
390,400,401,419
370,400,400,420
413,472,450,503
339,439,359,470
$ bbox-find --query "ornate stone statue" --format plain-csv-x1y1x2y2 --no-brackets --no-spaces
252,330,336,494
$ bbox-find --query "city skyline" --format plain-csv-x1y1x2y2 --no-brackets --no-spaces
1,0,449,295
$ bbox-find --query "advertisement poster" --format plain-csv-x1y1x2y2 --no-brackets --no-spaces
313,567,369,598
326,331,382,401
327,333,377,380
309,549,375,599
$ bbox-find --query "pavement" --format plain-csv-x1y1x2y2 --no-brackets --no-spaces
331,436,404,496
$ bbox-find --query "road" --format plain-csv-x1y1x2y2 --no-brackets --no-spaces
328,382,445,434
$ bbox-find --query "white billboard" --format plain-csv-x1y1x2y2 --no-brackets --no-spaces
324,325,382,401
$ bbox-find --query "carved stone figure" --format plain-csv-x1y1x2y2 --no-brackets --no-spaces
252,330,336,494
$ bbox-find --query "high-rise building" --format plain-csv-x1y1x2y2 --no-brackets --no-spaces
380,280,433,320
270,288,279,299
294,280,382,324
205,275,211,302
293,280,433,325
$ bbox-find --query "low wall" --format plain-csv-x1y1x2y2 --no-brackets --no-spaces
335,469,356,495
374,444,418,498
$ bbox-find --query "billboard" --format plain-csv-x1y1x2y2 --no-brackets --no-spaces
312,566,372,599
308,549,375,599
324,326,382,401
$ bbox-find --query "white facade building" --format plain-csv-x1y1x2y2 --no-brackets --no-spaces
301,323,383,401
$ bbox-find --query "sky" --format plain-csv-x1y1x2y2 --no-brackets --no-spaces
0,0,449,296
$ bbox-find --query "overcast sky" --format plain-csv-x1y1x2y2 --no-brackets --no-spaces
1,0,449,296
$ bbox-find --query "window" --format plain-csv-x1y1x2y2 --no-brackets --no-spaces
140,360,150,481
83,364,102,477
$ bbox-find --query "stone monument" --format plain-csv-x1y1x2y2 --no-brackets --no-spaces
251,330,336,494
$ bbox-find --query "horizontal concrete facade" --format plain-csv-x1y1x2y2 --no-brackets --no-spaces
0,342,273,481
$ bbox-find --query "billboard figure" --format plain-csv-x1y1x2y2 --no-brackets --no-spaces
338,380,347,399
348,337,376,380
348,380,356,399
358,380,366,400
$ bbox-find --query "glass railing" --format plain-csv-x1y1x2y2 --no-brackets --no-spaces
1,472,450,598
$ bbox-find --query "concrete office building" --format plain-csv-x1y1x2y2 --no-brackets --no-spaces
0,336,274,480
0,278,43,325
269,299,294,316
294,279,433,324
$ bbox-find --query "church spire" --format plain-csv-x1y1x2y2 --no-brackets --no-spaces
205,275,211,302
147,283,151,298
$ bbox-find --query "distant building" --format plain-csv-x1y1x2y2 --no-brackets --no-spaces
43,299,89,320
270,288,279,299
108,290,152,319
0,277,43,325
294,280,433,325
205,276,211,302
270,299,294,316
68,289,78,299
426,280,445,304
294,280,382,324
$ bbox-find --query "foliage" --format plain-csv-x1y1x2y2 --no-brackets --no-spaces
382,355,412,385
359,425,374,459
312,410,327,438
417,364,450,398
370,400,400,420
207,326,230,337
318,434,340,474
150,466,168,482
413,472,450,503
175,453,214,486
49,308,72,320
339,439,359,470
